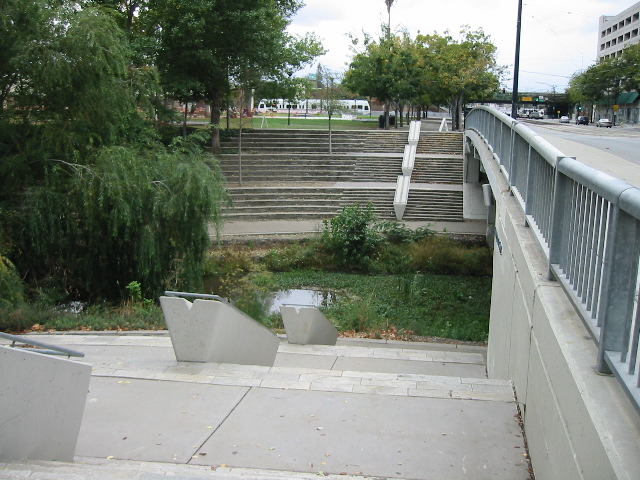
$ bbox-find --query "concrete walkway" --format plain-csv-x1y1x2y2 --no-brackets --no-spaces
0,333,531,479
218,218,487,240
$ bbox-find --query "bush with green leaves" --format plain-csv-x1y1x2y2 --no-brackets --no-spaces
0,254,24,308
321,204,382,272
10,134,229,301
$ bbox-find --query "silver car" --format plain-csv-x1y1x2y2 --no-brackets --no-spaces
596,118,612,128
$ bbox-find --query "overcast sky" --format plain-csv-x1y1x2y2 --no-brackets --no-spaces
287,0,633,93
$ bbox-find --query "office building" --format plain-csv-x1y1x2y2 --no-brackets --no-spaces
598,2,640,60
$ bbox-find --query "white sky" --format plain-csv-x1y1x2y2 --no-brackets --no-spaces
287,0,634,93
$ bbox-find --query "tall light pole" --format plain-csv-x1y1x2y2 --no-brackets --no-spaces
511,0,523,119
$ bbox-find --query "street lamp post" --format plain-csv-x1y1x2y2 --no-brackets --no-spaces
511,0,523,119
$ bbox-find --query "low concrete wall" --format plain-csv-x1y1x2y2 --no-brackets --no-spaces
483,156,640,480
159,296,280,366
280,305,339,345
0,347,91,462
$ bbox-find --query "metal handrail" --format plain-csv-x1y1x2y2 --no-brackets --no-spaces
0,331,85,358
466,106,640,413
164,291,230,302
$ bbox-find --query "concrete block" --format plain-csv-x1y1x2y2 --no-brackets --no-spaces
0,347,91,462
393,175,411,220
280,305,339,345
408,120,421,145
159,296,279,366
402,144,416,176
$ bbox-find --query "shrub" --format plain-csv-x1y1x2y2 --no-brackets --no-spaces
321,204,382,272
0,254,24,308
408,236,493,276
262,240,328,272
374,220,434,244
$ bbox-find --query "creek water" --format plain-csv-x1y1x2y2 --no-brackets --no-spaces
266,289,337,314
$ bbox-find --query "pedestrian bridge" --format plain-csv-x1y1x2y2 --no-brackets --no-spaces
465,106,640,480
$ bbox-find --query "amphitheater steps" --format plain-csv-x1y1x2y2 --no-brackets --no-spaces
218,129,465,222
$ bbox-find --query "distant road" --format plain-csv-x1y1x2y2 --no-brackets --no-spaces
524,121,640,166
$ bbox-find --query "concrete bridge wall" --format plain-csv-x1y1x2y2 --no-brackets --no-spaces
465,132,640,480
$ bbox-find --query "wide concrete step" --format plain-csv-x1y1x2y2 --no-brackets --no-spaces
1,458,370,480
0,334,529,480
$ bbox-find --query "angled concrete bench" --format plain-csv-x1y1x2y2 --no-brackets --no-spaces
280,305,339,345
394,174,411,220
408,120,421,145
402,143,417,176
0,344,91,462
159,294,280,366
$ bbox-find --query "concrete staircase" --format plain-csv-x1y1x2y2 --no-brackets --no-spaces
0,333,529,480
217,129,464,223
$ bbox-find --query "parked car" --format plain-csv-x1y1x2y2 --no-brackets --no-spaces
576,116,589,125
559,116,570,123
596,118,612,128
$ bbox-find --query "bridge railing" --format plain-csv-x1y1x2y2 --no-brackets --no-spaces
466,105,640,413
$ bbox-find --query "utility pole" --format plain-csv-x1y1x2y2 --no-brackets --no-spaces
511,0,523,119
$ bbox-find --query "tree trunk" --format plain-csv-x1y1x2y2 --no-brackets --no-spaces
210,92,222,154
183,103,188,139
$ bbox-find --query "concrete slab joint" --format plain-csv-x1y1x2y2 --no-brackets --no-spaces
280,305,339,345
159,296,279,366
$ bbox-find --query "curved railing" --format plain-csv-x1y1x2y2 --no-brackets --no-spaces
466,106,640,412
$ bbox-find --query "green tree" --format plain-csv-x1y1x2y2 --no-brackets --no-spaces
17,135,228,300
568,58,624,119
0,1,229,303
417,28,502,130
146,0,323,153
344,30,397,128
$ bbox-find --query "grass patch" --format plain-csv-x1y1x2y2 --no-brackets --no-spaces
193,116,381,131
250,270,491,342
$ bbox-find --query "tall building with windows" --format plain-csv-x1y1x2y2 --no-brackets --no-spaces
598,2,640,60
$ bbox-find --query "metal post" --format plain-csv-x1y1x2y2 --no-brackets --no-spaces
511,0,523,119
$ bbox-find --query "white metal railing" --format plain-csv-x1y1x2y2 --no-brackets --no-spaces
466,106,640,412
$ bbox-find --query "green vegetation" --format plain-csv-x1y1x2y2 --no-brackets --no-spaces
1,210,493,342
0,2,495,343
568,43,640,120
344,27,502,130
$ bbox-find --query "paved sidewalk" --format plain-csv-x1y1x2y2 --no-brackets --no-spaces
218,219,487,240
1,333,530,480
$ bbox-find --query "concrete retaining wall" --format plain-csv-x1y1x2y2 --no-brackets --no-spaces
0,347,91,462
483,159,640,480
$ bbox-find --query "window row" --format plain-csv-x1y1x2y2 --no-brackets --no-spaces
601,12,640,37
600,28,639,50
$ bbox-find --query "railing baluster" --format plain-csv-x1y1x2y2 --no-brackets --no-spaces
466,106,640,412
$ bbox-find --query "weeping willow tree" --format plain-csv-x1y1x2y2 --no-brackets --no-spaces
19,135,229,300
0,1,229,303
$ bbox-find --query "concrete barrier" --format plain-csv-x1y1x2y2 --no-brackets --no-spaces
0,347,91,462
394,175,411,220
408,120,421,145
280,305,339,345
402,144,417,176
159,296,280,366
469,136,640,480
